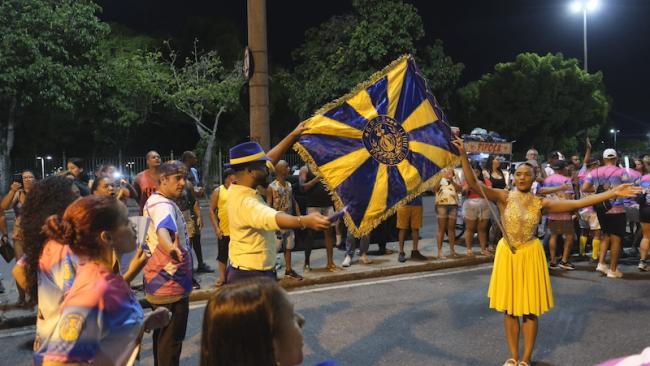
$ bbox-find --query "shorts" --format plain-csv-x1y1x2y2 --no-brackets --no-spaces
397,205,423,230
307,206,336,227
435,205,458,219
579,211,601,231
274,230,295,251
548,220,574,236
217,235,230,264
640,206,650,224
463,198,490,221
596,212,626,238
626,206,640,223
182,210,197,238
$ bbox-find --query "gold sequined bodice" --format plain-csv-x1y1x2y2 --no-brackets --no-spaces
503,190,543,247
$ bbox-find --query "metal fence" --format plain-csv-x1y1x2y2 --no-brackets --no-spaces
11,151,306,186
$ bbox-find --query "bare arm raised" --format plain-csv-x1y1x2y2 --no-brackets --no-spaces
451,137,508,205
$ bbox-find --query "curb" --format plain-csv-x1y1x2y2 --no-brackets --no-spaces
0,256,493,330
187,255,493,302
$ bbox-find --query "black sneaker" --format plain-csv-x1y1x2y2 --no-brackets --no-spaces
410,250,428,261
196,263,215,273
398,252,407,263
0,280,4,294
284,269,304,280
558,261,576,270
549,261,560,270
192,277,201,290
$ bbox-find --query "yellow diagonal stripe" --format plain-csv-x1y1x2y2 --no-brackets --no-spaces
347,90,378,122
396,160,422,193
359,164,388,230
409,141,457,168
402,99,439,132
320,148,372,190
305,115,363,139
386,59,408,119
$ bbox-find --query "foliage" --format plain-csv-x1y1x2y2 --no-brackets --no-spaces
456,52,610,156
283,0,463,118
0,0,108,188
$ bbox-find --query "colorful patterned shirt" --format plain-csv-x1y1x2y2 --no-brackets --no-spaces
33,240,78,365
143,193,193,304
269,180,294,214
543,174,574,221
585,165,630,213
43,260,144,365
640,174,650,206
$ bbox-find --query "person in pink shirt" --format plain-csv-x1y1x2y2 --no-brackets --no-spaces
543,160,576,270
637,173,650,271
582,149,630,278
134,150,161,213
462,164,492,257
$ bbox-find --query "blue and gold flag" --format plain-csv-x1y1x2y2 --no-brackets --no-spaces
294,55,459,237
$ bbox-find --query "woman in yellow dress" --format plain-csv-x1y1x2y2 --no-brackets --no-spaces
452,137,640,366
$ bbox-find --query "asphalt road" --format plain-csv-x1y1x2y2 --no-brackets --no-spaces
2,261,649,366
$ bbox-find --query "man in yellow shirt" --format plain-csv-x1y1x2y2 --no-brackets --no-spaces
225,124,330,283
209,168,236,287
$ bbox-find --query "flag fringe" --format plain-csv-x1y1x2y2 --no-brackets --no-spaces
293,141,460,238
313,54,412,117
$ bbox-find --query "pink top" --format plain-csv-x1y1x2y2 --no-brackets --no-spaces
543,174,573,220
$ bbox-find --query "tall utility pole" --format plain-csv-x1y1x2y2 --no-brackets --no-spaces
247,0,270,150
582,7,588,72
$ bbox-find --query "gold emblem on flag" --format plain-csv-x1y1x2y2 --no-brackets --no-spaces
362,115,409,166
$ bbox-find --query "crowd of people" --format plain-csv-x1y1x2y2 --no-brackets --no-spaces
1,124,650,365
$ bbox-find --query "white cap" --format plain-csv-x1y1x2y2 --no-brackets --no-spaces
603,148,617,159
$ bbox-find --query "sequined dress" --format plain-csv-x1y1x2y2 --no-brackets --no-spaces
487,190,554,316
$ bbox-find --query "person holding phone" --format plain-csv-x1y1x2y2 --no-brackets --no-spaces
142,160,193,366
1,169,36,304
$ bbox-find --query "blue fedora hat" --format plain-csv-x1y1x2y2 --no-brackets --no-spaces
226,141,270,168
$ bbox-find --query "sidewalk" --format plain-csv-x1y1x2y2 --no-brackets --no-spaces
0,196,493,329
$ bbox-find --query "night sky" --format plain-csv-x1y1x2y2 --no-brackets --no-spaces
98,0,650,138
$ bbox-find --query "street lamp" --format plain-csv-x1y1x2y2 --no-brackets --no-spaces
36,156,52,179
610,128,620,148
570,0,600,72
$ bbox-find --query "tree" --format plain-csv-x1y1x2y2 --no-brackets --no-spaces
88,26,164,151
152,40,243,188
0,0,108,190
283,0,463,119
456,52,610,156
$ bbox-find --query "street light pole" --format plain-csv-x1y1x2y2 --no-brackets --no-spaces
583,8,588,72
610,128,620,148
571,0,599,72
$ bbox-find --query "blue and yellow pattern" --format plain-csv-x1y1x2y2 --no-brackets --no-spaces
294,55,459,237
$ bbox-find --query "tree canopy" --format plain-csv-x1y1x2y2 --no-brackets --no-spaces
284,0,464,119
456,52,610,155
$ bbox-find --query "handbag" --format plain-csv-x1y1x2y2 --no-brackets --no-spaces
593,168,615,214
0,235,15,263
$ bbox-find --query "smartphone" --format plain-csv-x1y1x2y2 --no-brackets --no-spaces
451,126,461,138
328,206,348,223
12,174,23,184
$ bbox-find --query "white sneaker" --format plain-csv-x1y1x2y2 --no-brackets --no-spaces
639,261,649,272
606,269,623,278
596,263,609,274
342,255,352,267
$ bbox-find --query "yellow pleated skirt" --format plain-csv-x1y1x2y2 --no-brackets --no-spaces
487,238,554,317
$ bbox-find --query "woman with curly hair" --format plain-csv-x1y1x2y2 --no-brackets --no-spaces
14,176,79,364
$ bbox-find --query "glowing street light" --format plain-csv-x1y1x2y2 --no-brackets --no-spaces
569,0,600,72
610,128,620,148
